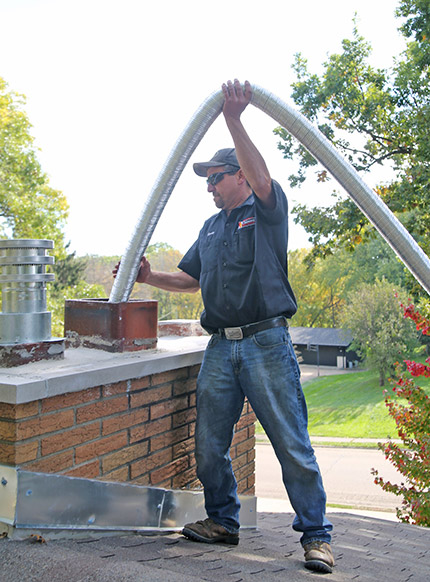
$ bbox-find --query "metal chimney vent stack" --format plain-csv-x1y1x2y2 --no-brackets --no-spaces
0,239,55,344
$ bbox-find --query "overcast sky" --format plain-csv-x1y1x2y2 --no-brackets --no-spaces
0,0,406,257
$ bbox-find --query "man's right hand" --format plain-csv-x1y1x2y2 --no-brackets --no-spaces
112,256,151,284
113,257,199,293
135,256,151,283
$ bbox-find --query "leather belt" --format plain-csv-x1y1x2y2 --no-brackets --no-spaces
219,316,288,340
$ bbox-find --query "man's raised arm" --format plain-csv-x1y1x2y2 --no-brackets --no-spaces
222,79,275,208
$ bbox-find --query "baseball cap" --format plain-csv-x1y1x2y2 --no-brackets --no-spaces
193,148,240,177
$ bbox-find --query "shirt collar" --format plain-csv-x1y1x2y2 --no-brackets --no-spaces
220,194,254,217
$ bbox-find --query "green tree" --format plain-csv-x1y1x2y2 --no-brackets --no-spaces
81,255,122,297
0,76,106,337
49,247,106,337
338,236,406,291
0,77,68,256
341,280,419,386
275,1,430,296
288,248,347,327
288,238,406,328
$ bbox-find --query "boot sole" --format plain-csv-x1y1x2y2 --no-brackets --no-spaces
182,527,239,545
304,559,333,574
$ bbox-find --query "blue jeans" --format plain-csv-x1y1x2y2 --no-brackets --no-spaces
195,326,332,546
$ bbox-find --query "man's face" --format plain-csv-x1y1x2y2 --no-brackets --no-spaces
206,166,240,211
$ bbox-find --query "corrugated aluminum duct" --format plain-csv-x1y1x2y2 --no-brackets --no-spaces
109,84,430,303
109,90,224,303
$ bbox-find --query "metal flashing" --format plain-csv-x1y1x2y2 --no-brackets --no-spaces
0,466,256,537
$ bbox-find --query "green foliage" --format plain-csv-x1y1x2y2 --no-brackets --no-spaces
278,30,395,176
51,244,88,292
49,279,105,338
288,248,348,327
372,301,430,527
81,254,121,298
0,76,109,337
0,76,68,258
288,239,406,327
341,280,419,386
276,3,430,290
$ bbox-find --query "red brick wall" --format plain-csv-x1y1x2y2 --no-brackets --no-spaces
0,364,256,495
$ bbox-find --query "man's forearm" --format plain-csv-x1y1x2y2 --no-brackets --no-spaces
144,270,200,293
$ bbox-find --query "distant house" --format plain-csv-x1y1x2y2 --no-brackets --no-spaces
290,327,358,368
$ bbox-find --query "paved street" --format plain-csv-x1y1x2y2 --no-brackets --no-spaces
256,363,402,516
256,441,400,514
300,363,361,383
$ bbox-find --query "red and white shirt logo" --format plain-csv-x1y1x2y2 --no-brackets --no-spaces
238,216,256,229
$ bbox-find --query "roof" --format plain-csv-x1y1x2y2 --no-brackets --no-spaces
1,511,428,581
290,327,353,347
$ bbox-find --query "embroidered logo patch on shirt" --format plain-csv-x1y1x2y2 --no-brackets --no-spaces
238,216,256,229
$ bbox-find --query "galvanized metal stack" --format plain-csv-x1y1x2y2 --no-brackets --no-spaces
0,239,54,344
0,239,63,365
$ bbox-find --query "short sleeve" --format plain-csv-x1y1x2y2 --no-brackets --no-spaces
178,239,201,281
254,180,288,225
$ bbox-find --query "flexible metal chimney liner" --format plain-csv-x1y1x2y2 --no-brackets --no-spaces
109,90,224,303
109,84,430,303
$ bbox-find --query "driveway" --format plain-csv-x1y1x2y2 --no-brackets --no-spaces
300,363,360,384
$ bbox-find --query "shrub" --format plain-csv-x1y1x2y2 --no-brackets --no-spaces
372,302,430,526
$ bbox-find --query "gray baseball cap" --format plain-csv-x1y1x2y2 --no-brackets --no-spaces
193,148,240,177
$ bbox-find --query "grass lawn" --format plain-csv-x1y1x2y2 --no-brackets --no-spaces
255,367,430,440
303,369,395,438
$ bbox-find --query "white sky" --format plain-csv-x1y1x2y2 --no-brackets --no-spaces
0,0,406,257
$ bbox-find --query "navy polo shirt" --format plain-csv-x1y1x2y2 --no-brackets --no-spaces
178,180,297,333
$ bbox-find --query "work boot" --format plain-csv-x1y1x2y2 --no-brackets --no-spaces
303,541,335,574
182,517,239,545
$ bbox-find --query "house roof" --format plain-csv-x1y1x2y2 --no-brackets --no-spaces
2,511,428,581
290,327,353,347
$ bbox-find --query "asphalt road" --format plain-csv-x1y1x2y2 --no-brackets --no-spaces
256,441,401,514
256,362,402,515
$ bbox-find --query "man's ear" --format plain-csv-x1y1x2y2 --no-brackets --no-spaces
236,169,248,185
236,169,251,190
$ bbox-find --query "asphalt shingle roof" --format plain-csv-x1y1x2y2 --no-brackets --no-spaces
1,511,429,581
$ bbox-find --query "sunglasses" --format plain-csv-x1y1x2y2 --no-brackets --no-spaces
206,169,237,186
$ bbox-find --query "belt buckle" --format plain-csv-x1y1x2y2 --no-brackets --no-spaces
224,326,244,340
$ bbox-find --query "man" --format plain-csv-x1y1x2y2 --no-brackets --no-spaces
131,79,334,574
